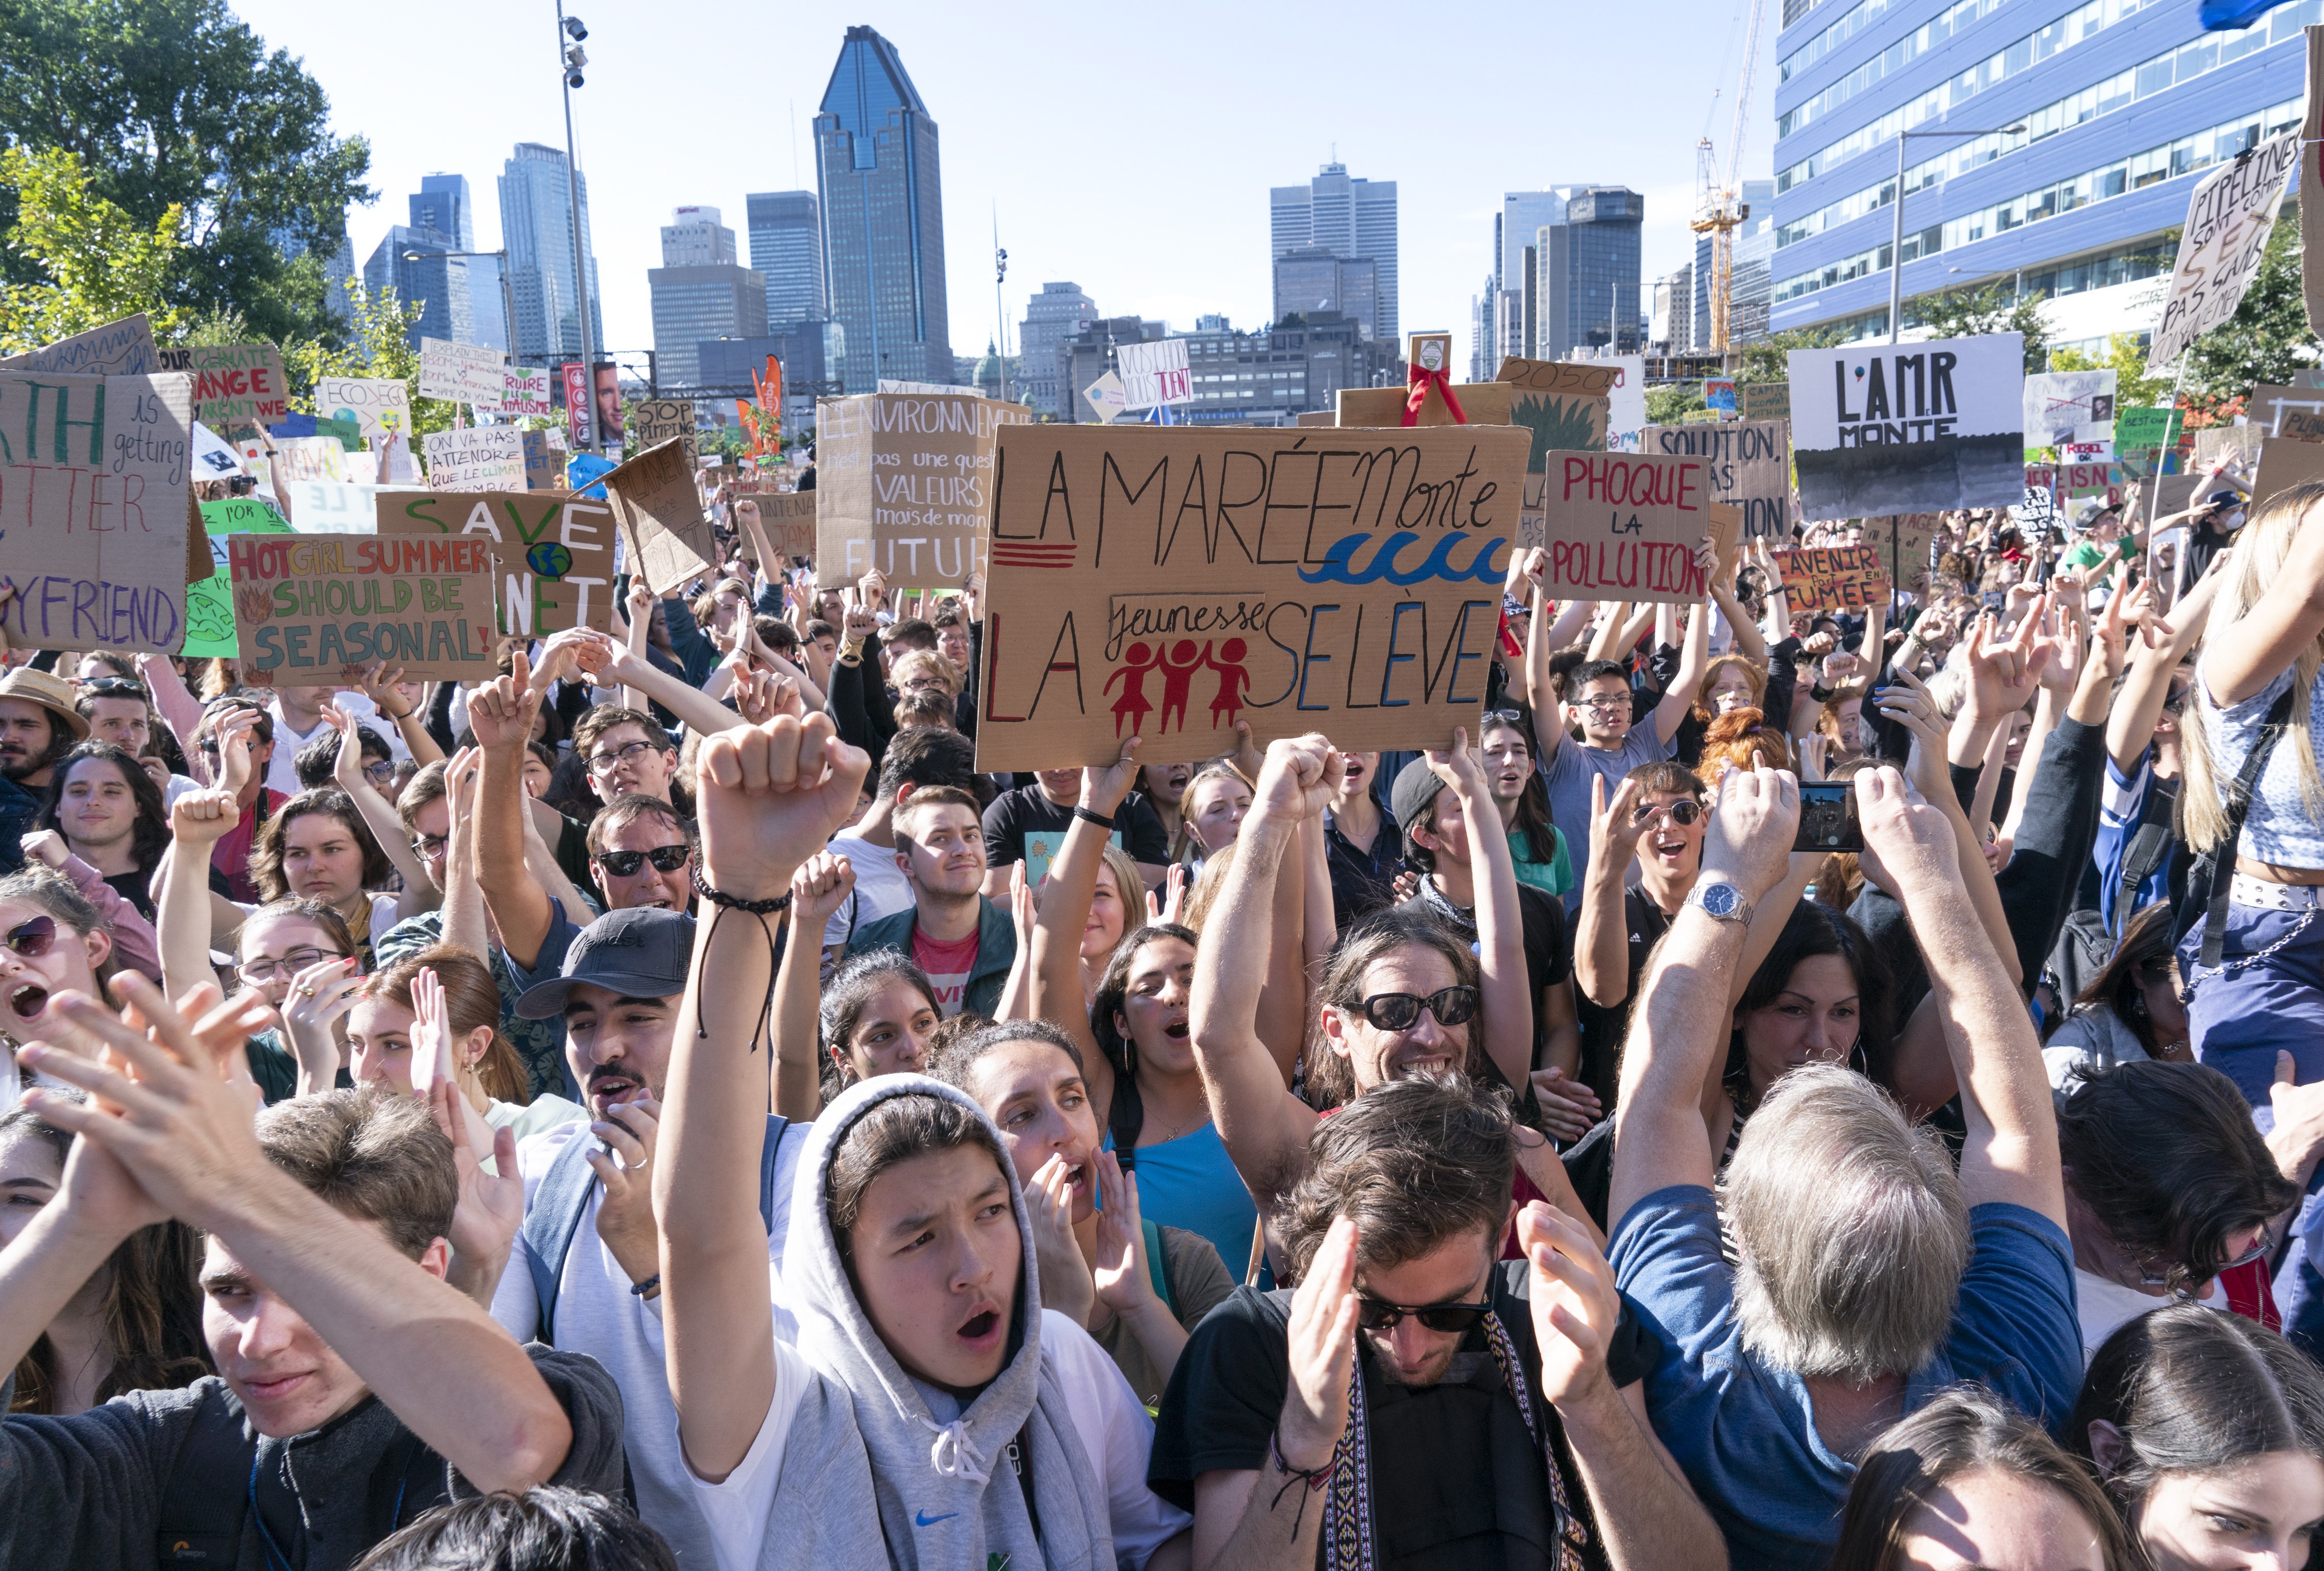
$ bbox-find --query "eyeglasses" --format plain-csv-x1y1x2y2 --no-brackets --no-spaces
595,845,690,877
2141,1220,2277,1291
237,945,337,982
82,678,147,699
362,760,396,787
897,674,948,692
1633,799,1704,828
1357,986,1479,1032
1574,695,1634,713
1482,708,1526,728
585,740,662,777
1,915,55,961
1354,1294,1495,1334
412,833,449,861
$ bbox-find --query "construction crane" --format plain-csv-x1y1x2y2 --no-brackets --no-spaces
1691,0,1768,356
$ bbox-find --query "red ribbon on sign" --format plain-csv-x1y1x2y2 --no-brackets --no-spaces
1401,365,1468,427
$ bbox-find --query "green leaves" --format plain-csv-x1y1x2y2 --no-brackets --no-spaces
0,145,184,354
1510,390,1602,465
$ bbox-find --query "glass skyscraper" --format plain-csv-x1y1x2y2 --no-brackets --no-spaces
746,191,827,330
498,141,605,365
1271,163,1399,343
814,27,950,390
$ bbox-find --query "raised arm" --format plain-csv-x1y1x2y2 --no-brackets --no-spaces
2108,563,2220,778
465,653,556,972
134,650,210,780
1528,576,1572,768
155,790,238,1001
323,706,438,924
1650,578,1713,745
657,714,865,1483
1429,733,1531,1090
435,750,491,962
353,662,445,767
1573,775,1647,1008
774,852,855,1122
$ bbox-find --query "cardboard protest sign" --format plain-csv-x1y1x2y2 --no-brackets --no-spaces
421,427,527,491
1533,450,1723,606
2025,462,2122,511
2195,422,2266,473
229,532,498,684
0,314,159,376
1495,358,1617,398
600,438,718,593
0,371,194,653
974,422,1530,771
191,423,244,482
317,375,416,481
2248,385,2324,437
1788,335,2025,516
522,430,559,490
156,344,287,432
376,491,616,636
628,399,697,465
1117,340,1193,410
1638,420,1792,539
1775,545,1890,614
186,497,292,658
1739,383,1790,422
271,437,348,485
1082,372,1128,423
2015,485,2056,532
2254,436,2324,508
815,392,1033,583
2024,371,2117,447
1339,383,1516,429
736,491,815,559
1705,379,1737,417
504,367,552,418
2150,130,2299,372
419,339,507,407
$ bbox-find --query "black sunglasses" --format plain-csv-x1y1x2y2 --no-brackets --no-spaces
595,845,690,877
1354,1294,1494,1334
82,677,148,699
1358,985,1478,1032
3,915,55,960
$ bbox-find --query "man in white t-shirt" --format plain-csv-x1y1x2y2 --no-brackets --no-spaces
819,725,983,959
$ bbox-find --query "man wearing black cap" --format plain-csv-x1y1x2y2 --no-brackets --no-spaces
485,903,804,1569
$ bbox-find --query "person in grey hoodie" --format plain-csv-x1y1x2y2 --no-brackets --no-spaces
654,711,1191,1570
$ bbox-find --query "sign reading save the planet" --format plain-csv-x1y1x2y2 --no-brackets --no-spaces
374,490,617,636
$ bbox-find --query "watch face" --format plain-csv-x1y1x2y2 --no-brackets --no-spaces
1699,883,1741,917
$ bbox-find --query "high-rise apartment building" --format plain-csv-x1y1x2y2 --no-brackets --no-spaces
745,191,827,328
814,26,951,390
498,141,604,364
1016,281,1098,419
402,174,507,350
1768,0,2309,348
1651,263,1695,355
1271,162,1398,341
362,225,474,350
650,207,766,391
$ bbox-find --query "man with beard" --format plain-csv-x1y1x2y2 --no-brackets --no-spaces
0,669,88,873
1150,1074,1723,1569
489,902,805,1568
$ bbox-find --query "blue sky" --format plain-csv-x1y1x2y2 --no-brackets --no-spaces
230,0,1784,365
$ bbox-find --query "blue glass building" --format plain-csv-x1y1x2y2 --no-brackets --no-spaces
815,26,951,390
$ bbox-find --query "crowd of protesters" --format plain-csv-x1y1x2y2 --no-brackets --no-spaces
0,453,2319,1571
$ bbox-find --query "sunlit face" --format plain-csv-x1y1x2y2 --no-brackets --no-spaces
236,913,346,1011
936,621,970,669
408,796,452,893
0,896,106,1034
1113,936,1196,1076
277,811,366,912
1895,1467,2106,1571
846,978,940,1081
56,757,140,853
1338,751,1378,799
561,981,677,1119
1415,787,1472,869
2004,709,2034,770
1736,952,1862,1103
1187,775,1253,854
1328,945,1466,1092
81,697,151,756
0,1129,60,1252
1573,675,1634,746
1140,762,1191,810
970,1040,1099,1222
1084,862,1128,962
1480,726,1531,804
583,722,675,804
0,700,58,779
594,814,692,913
1709,663,1760,716
203,1223,449,1439
848,1145,1021,1390
1035,769,1081,805
896,803,986,901
1830,697,1869,758
346,995,418,1097
1356,1232,1496,1390
2132,1457,2324,1571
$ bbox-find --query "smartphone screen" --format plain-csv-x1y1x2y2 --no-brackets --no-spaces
1794,781,1863,853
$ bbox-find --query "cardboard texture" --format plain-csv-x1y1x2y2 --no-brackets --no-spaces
229,532,498,683
421,427,527,491
2025,462,2123,510
1739,383,1791,422
0,370,195,654
1532,450,1721,607
974,422,1530,771
2195,422,2266,472
156,345,287,431
2150,130,2300,371
1338,383,1514,429
2023,371,2118,446
419,339,508,406
629,399,698,466
187,497,292,658
1510,387,1611,550
0,314,159,376
814,392,1033,583
1638,420,1792,538
600,438,717,594
2248,385,2324,436
736,491,815,559
1788,335,2026,516
1776,545,1891,613
376,490,616,636
522,430,559,490
2254,436,2324,508
1494,358,1618,398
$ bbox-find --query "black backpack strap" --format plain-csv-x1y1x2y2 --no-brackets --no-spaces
519,1130,603,1345
757,1115,790,1234
154,1385,253,1568
2202,687,2298,969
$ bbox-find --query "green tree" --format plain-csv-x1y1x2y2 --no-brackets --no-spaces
0,0,373,345
1906,282,2050,372
2179,212,2321,410
281,281,459,441
0,144,184,352
2047,334,2172,407
1737,324,1848,385
1645,382,1707,424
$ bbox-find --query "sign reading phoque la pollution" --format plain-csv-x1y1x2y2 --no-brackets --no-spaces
1787,334,2026,517
816,392,1032,583
0,371,195,654
974,423,1530,771
1534,450,1728,605
375,490,616,636
228,532,498,683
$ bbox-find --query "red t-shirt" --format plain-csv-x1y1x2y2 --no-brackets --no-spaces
912,925,983,1017
213,789,286,904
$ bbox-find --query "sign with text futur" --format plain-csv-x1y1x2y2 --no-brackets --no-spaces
0,314,159,377
600,438,717,594
1775,545,1890,613
1535,450,1720,606
186,497,292,658
1638,419,1792,538
0,371,194,653
375,490,615,636
418,339,507,406
1788,335,2025,517
2150,129,2299,371
2023,370,2117,447
974,423,1530,771
816,392,1033,584
156,344,287,431
421,426,527,491
228,532,497,683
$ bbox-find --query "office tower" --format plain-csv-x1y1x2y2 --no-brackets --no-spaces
746,191,827,329
321,224,356,326
1017,281,1097,419
411,174,475,250
1491,190,1572,365
649,207,766,390
362,225,474,350
1652,263,1695,355
1271,161,1398,342
814,26,951,390
1526,186,1643,359
1769,0,2301,348
498,141,605,364
1272,249,1379,340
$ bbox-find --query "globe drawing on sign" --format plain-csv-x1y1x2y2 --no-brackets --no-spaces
527,541,573,579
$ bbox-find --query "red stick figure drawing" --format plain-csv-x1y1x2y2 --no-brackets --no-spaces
1105,641,1159,737
1157,639,1209,733
1207,637,1251,728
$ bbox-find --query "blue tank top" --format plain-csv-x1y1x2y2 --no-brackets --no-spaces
1105,1120,1259,1285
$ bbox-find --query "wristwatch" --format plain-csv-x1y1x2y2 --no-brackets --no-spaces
1686,880,1755,928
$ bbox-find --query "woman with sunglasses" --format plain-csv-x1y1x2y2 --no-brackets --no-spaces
37,743,169,922
2043,904,2191,1091
1572,763,1710,1112
0,870,133,1059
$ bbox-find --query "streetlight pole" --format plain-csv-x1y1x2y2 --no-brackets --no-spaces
1887,121,2025,344
555,2,598,452
994,211,1010,403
